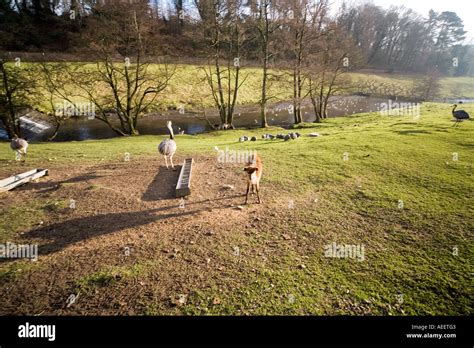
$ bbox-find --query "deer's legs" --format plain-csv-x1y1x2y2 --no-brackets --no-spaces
256,183,261,204
245,182,250,204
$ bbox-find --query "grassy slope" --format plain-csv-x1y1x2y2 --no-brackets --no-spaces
13,62,474,112
0,102,472,315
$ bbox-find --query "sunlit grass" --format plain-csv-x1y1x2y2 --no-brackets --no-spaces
0,102,472,315
6,62,474,115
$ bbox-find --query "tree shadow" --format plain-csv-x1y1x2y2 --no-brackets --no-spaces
390,122,418,127
8,209,184,257
3,193,244,259
456,143,474,148
392,130,431,135
142,165,182,201
14,173,104,193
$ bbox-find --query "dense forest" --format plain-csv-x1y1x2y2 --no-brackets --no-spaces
1,0,473,76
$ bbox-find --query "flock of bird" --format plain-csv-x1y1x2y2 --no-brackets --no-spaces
8,104,471,165
239,132,302,142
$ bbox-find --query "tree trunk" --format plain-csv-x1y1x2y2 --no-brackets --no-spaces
311,98,321,123
260,62,268,127
259,3,269,129
47,121,61,141
0,60,21,138
260,105,268,128
1,116,18,139
129,127,139,135
129,116,140,135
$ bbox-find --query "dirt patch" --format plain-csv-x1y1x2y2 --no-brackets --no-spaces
0,155,292,314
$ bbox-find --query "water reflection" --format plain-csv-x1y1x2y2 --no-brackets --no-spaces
9,96,431,142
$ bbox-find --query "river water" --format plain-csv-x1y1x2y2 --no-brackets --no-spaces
5,96,444,141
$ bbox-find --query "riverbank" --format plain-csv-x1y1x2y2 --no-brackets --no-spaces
4,62,474,141
18,95,411,142
0,103,472,315
6,62,474,114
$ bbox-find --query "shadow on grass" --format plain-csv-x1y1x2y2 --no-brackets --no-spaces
392,130,432,135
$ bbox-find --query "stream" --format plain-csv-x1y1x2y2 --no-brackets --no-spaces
5,95,459,142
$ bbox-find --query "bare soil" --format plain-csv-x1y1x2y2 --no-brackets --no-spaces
0,156,291,315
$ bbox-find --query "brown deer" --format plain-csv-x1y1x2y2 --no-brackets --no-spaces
243,153,262,204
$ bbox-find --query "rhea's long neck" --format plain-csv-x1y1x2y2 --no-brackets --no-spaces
452,105,457,113
168,125,174,140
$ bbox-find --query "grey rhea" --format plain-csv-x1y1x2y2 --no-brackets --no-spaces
10,136,28,161
158,121,177,169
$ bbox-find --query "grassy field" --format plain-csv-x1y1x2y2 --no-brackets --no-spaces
10,62,474,113
0,102,472,315
77,65,474,109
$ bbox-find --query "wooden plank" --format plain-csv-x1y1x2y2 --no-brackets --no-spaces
0,169,49,193
0,169,38,187
175,158,193,198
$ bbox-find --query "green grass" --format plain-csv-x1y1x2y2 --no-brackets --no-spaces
438,76,474,99
7,62,474,113
74,262,154,292
348,72,474,99
0,199,68,243
0,102,472,315
0,259,41,283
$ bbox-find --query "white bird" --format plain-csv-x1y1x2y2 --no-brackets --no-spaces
158,121,177,169
10,136,28,161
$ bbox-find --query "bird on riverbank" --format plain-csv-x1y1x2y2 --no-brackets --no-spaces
158,121,177,169
10,136,28,162
451,104,470,126
262,134,275,140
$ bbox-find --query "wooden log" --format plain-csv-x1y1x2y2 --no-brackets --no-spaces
0,169,49,193
175,158,193,198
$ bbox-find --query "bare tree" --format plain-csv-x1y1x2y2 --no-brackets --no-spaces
38,59,85,140
70,56,174,136
0,58,37,138
306,24,356,122
201,0,249,129
193,0,213,22
284,0,328,124
69,4,175,136
173,0,184,28
414,67,441,100
254,0,281,128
